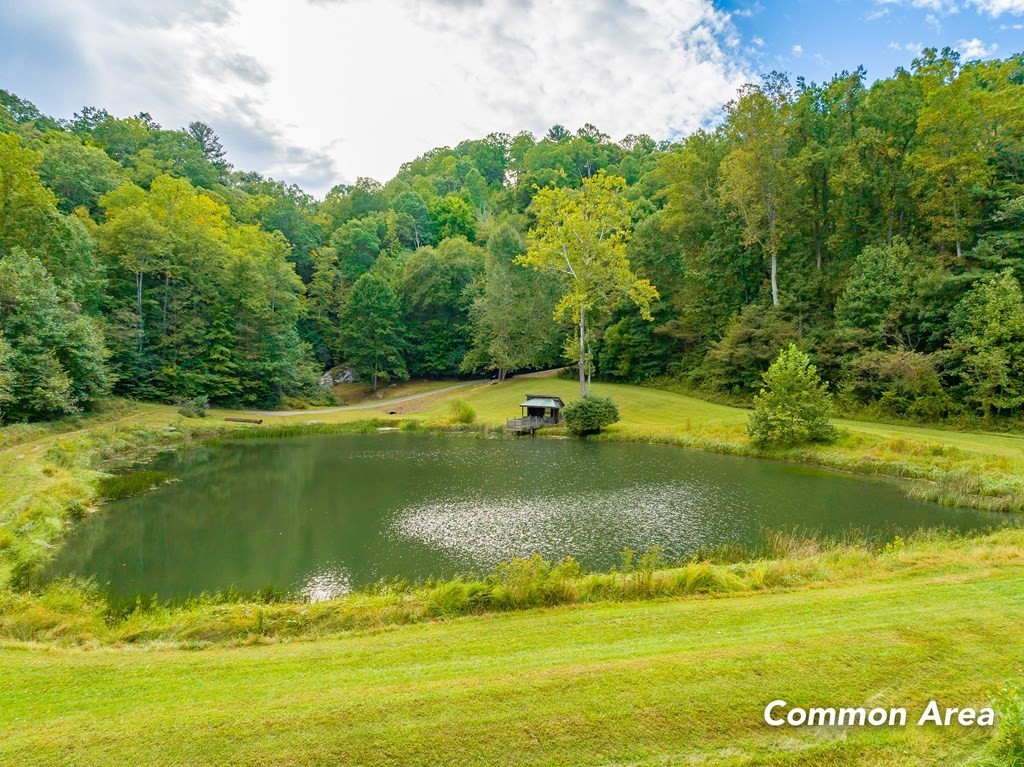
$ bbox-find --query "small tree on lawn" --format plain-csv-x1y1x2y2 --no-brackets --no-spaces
562,396,620,436
747,344,836,448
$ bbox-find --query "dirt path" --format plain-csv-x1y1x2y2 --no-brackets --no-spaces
248,381,488,417
248,368,566,417
0,404,165,457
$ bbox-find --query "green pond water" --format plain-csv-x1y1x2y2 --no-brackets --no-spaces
47,433,1006,600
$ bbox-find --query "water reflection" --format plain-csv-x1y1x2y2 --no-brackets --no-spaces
45,433,1008,599
392,482,739,566
298,564,352,602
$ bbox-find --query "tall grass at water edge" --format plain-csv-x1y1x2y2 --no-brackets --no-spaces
3,526,1023,647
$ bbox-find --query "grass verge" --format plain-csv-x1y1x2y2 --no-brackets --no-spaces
1,527,1021,647
2,558,1022,766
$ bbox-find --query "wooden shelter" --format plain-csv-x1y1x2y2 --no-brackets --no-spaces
506,394,565,435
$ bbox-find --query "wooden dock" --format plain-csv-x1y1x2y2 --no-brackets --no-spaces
506,416,559,435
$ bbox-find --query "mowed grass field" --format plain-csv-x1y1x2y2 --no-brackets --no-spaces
239,373,1024,460
3,563,1022,766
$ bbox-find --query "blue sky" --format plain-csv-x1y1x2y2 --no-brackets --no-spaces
1,0,1021,194
722,0,1022,84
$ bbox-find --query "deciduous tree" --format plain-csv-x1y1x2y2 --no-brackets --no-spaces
519,172,658,396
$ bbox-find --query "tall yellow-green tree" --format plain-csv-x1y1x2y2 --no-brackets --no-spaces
719,78,795,306
518,172,658,396
910,51,991,258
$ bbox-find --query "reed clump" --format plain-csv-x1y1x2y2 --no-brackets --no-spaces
96,471,171,501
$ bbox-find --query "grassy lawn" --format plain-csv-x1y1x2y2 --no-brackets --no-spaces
328,377,465,406
237,373,1024,460
2,563,1020,766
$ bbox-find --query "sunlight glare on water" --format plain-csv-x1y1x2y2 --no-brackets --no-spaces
391,482,744,567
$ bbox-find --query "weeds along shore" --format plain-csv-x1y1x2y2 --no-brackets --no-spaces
2,527,1023,648
1,399,1023,648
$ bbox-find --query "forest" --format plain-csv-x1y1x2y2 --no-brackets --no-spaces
1,46,1023,423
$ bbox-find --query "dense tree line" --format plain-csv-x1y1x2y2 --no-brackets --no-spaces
1,46,1023,422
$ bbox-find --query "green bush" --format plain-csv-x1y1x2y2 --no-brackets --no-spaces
841,348,950,420
747,344,837,448
967,682,1024,767
176,396,208,419
992,683,1024,765
447,398,476,424
563,396,619,435
701,305,800,396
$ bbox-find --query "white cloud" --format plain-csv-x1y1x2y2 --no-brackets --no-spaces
956,37,999,57
866,7,891,19
874,0,1024,14
925,12,942,30
752,35,765,46
9,0,751,195
968,0,1024,15
889,40,925,51
792,44,804,55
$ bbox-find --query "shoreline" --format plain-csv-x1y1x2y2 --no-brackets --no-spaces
3,395,1022,590
1,397,1023,647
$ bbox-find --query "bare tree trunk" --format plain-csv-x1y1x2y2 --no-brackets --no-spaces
768,212,780,307
136,271,144,352
770,252,779,307
822,173,830,265
954,196,963,258
162,273,169,336
578,306,587,397
813,179,823,270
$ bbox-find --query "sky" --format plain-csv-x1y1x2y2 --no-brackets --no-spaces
1,0,1022,196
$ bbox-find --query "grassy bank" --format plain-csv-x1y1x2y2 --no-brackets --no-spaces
1,527,1022,647
3,553,1023,766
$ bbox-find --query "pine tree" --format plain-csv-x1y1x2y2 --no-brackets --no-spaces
747,344,836,448
338,273,408,393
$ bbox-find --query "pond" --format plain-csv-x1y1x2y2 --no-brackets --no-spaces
46,433,1006,600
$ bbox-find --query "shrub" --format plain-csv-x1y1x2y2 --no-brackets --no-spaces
991,683,1024,765
447,398,476,424
176,396,208,419
563,395,619,435
967,682,1024,767
842,348,950,420
747,344,837,448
